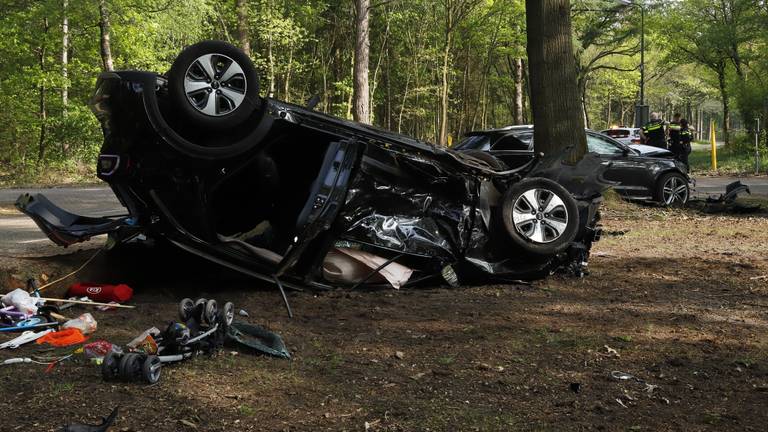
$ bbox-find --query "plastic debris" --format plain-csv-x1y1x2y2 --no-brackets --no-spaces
36,328,88,347
83,341,118,360
238,309,249,317
58,407,118,432
0,329,53,349
126,327,161,349
1,288,39,315
62,313,98,335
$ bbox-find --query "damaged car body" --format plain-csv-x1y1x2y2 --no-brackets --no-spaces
16,41,606,291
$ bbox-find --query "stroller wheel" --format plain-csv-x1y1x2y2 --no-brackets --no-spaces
142,355,162,384
179,298,194,322
221,302,235,327
194,298,207,322
102,351,120,381
119,353,142,380
204,300,218,325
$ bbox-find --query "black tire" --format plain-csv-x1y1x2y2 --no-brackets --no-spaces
221,302,235,327
102,351,120,381
501,177,580,255
204,300,218,325
655,172,689,207
194,298,207,323
167,40,260,130
118,353,138,380
179,298,194,322
462,150,508,171
142,355,162,384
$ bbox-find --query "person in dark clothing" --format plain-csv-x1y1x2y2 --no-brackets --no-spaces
667,113,682,149
641,112,667,148
670,118,693,166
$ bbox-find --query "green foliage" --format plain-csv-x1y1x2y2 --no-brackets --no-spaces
1,0,767,185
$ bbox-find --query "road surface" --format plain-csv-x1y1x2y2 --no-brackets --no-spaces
1,178,766,257
692,175,768,199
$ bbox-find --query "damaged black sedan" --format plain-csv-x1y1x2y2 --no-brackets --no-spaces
17,41,605,292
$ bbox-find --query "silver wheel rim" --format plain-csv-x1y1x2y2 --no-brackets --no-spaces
511,188,569,244
662,176,688,205
184,53,247,116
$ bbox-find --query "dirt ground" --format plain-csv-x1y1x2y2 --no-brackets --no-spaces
1,199,767,431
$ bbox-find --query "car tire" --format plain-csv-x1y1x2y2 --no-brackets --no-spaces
167,40,260,130
462,150,508,171
655,172,689,207
501,177,580,255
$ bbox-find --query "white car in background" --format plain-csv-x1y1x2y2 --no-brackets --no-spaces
601,127,642,146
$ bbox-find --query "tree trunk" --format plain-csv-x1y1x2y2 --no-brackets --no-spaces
353,0,371,124
38,18,50,164
61,0,69,155
525,0,586,161
61,0,69,112
513,57,524,125
438,29,452,146
235,0,251,56
716,61,730,146
98,0,114,71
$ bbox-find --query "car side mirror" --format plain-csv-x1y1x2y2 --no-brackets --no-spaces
622,148,630,156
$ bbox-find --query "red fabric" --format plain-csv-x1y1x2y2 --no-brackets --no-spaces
36,328,87,347
67,283,133,303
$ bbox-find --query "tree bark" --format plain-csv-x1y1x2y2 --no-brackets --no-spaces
98,0,114,71
353,0,371,124
716,61,730,146
235,0,251,56
61,0,69,155
61,0,69,112
38,18,50,164
438,29,452,145
525,0,586,161
513,57,524,125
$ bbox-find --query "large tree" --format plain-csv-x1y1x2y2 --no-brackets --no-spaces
525,0,587,161
353,0,371,124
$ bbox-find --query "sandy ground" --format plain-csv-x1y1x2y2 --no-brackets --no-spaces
0,198,767,431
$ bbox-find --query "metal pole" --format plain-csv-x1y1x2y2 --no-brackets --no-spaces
756,117,761,175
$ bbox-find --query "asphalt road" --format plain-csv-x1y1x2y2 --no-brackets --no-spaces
1,177,766,258
693,175,768,198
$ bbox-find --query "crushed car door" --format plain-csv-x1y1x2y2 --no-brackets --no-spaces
15,193,137,247
275,139,358,276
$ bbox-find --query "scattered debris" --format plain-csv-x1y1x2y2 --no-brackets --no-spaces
68,282,134,303
238,309,249,317
395,351,405,360
226,322,291,359
102,298,235,384
0,329,53,349
570,382,581,394
36,328,88,347
600,345,620,357
62,313,98,335
57,407,118,432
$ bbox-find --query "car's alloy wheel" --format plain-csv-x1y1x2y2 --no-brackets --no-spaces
511,188,569,244
184,53,247,117
660,174,689,206
501,177,580,255
167,40,260,132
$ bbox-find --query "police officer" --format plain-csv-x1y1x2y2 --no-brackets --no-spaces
668,113,682,149
640,112,667,149
672,118,693,167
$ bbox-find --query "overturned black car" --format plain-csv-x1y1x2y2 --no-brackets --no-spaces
17,41,605,291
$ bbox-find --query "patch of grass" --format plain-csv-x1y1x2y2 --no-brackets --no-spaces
238,404,256,417
689,145,767,175
50,382,74,395
437,355,455,365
